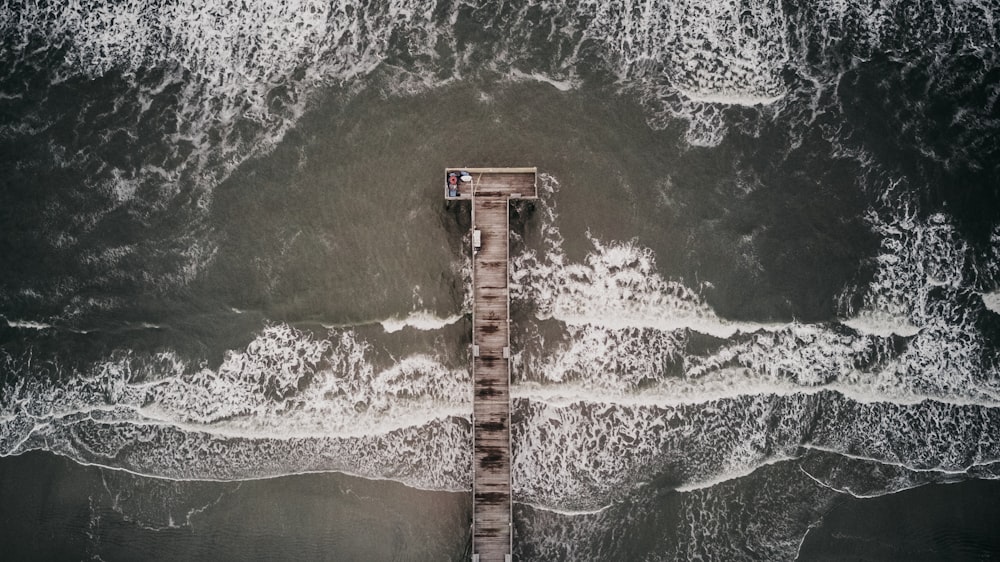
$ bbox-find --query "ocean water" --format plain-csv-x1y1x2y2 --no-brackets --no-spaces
1,0,999,560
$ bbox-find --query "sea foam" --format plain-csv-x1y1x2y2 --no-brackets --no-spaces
0,324,472,490
505,172,1000,511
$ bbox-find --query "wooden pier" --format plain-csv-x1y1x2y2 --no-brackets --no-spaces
445,167,537,562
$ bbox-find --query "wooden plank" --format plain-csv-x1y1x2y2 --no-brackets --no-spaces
444,167,536,561
444,167,538,201
473,189,511,561
461,170,518,562
447,166,536,173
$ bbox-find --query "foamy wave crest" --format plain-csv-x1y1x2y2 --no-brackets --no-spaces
516,323,687,392
380,310,463,333
526,234,739,337
512,389,1000,511
0,324,471,490
985,291,1000,314
519,311,999,407
509,69,580,92
512,175,779,338
2,317,52,330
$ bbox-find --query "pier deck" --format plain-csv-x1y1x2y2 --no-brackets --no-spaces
445,167,537,562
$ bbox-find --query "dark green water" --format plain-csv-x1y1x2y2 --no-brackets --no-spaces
2,1,1000,560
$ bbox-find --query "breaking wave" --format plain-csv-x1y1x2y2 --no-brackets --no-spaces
505,172,1000,514
986,290,1000,314
0,324,471,490
380,310,463,334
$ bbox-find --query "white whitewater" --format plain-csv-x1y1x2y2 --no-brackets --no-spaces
380,311,463,333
